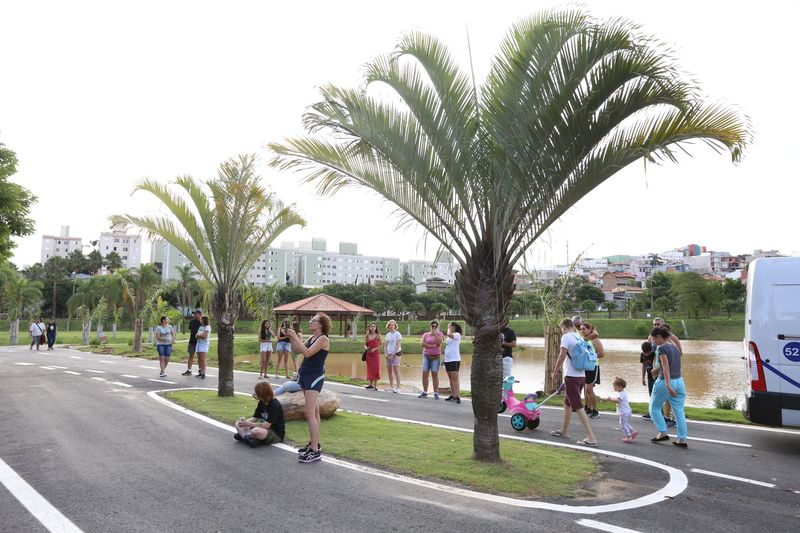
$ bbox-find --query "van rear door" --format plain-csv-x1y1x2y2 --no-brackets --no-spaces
770,284,800,425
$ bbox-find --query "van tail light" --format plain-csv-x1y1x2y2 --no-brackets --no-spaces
748,341,767,392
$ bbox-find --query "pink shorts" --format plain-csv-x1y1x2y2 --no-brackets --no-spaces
385,354,401,367
563,376,585,412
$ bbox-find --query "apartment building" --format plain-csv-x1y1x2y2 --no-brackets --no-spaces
40,226,82,263
298,250,400,286
99,228,142,269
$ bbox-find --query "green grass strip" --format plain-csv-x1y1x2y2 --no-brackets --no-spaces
165,390,598,499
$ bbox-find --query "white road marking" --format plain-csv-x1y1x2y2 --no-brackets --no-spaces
15,362,35,366
64,371,81,376
49,365,68,369
98,360,115,364
69,356,82,359
148,378,177,385
0,457,83,533
85,370,105,374
690,468,776,488
109,381,133,388
576,518,642,532
39,366,57,370
121,374,139,379
138,365,157,370
681,435,751,448
90,377,107,382
351,395,389,402
149,388,687,515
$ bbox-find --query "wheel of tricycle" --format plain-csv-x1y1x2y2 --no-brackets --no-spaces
527,418,540,430
510,413,527,431
498,401,507,414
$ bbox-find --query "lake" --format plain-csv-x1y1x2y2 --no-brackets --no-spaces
322,337,746,408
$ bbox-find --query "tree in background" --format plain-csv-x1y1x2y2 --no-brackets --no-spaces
722,278,746,311
86,250,104,274
1,264,43,344
104,251,123,273
112,155,304,396
271,11,749,461
575,283,605,305
671,272,706,319
603,300,617,318
0,143,37,263
117,264,162,352
580,299,597,317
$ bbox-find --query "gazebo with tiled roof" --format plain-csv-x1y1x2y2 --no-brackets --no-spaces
273,293,375,337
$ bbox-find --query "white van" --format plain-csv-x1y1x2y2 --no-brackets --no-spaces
743,257,800,427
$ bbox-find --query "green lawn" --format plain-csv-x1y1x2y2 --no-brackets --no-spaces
166,389,598,499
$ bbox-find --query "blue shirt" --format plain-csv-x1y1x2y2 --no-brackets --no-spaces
655,343,681,379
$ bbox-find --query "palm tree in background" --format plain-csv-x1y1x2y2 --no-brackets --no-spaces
112,155,304,395
1,265,43,345
270,10,750,461
117,264,162,351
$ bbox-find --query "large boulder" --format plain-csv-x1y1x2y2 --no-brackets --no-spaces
279,390,341,421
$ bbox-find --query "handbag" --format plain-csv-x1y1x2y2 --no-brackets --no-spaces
361,349,368,362
39,334,46,343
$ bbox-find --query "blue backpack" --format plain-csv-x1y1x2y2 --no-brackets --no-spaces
569,333,598,371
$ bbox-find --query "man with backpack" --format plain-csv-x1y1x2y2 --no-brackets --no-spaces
549,318,599,447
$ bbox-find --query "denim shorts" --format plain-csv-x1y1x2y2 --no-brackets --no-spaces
276,341,292,352
422,355,441,373
157,344,173,357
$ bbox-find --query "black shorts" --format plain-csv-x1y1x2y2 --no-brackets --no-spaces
444,361,461,372
585,366,600,385
188,342,197,354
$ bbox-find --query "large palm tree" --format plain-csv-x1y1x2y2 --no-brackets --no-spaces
112,155,304,396
269,10,750,461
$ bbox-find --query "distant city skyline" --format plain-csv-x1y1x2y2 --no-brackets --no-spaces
2,1,797,268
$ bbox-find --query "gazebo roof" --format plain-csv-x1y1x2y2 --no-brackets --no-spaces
273,293,374,315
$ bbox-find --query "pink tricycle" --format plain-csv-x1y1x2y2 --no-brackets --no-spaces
498,376,564,431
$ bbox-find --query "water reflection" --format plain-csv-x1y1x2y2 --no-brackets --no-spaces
323,338,746,408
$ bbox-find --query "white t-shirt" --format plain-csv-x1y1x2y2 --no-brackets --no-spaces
444,333,461,362
616,390,632,415
29,322,44,337
196,326,211,346
384,331,402,355
559,332,586,378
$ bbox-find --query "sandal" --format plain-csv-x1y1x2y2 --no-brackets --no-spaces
550,430,569,439
673,441,688,449
576,439,598,447
651,434,670,442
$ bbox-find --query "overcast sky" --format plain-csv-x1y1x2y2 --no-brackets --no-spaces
2,0,797,269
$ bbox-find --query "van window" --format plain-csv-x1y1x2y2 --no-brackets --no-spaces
774,285,800,330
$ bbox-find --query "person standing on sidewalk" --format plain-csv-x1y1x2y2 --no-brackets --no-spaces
194,316,210,379
182,309,203,376
29,318,45,351
364,322,381,390
384,320,402,393
500,324,517,378
46,319,57,350
444,322,462,404
648,317,681,428
156,316,175,378
418,320,443,399
550,318,598,447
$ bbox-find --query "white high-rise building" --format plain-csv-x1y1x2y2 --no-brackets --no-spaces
99,228,142,269
401,254,458,285
40,226,82,263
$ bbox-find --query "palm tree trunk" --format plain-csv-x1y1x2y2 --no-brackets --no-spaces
454,252,515,463
10,319,19,345
51,281,58,318
133,318,143,352
213,286,240,397
544,325,563,393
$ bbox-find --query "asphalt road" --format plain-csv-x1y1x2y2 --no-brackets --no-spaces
1,345,798,533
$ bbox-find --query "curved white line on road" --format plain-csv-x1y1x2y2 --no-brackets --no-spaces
576,518,642,532
148,388,687,515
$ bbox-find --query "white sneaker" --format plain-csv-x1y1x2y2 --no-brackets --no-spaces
392,388,399,393
159,373,167,378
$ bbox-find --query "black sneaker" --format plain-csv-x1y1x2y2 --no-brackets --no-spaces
234,433,243,441
243,435,252,447
642,413,652,420
248,437,259,448
298,449,322,463
590,410,599,419
298,441,322,454
444,395,455,402
199,373,205,379
182,370,192,376
584,406,592,415
455,397,461,404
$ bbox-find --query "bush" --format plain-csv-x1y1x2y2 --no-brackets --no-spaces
713,394,737,410
89,337,101,346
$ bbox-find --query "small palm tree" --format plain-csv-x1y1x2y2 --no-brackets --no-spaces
117,265,162,352
2,268,43,344
112,155,304,396
270,10,749,461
